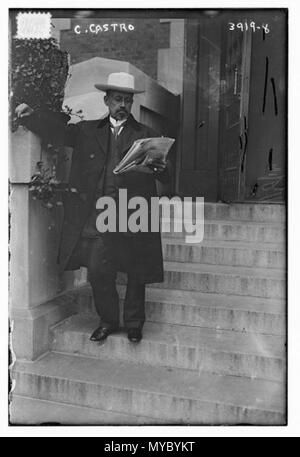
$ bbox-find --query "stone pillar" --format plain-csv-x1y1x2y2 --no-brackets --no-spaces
9,127,78,360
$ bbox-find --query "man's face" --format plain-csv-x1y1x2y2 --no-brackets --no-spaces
104,90,134,121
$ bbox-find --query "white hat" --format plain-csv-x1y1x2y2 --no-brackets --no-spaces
94,72,144,94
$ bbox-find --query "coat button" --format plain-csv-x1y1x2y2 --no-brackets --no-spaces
90,154,95,159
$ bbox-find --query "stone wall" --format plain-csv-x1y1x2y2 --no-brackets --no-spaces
9,129,76,360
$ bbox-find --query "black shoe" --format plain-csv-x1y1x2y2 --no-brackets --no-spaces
127,328,143,343
90,326,117,342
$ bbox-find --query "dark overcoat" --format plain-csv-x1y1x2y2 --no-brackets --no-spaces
21,111,170,283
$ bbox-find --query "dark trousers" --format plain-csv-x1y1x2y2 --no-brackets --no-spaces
73,237,146,329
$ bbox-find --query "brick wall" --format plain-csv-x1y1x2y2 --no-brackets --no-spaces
60,18,170,80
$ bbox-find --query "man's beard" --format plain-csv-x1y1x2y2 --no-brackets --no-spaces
115,110,129,120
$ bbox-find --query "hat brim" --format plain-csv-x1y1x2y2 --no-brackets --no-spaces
94,83,144,94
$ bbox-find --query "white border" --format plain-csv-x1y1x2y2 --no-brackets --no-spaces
1,0,299,438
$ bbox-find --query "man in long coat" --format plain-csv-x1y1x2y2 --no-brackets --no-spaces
16,72,170,343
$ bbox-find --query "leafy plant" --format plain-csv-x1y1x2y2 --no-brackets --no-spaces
10,38,69,131
29,160,78,209
10,37,85,207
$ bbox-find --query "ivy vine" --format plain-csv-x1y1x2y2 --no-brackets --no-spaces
10,38,83,207
10,38,69,132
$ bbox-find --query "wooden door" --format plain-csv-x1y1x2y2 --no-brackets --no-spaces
179,16,222,200
218,10,286,203
244,11,287,202
218,21,252,202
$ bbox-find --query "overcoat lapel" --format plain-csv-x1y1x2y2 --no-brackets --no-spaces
93,114,143,160
94,119,110,159
119,127,138,158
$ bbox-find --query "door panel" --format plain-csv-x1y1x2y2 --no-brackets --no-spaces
218,19,252,202
179,16,221,200
244,11,286,202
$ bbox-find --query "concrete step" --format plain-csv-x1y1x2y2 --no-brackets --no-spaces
51,315,285,382
161,219,285,243
118,262,285,299
160,202,285,223
77,285,285,336
9,395,161,425
162,238,285,269
12,352,286,424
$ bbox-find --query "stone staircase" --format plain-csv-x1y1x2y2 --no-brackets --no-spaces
10,203,286,425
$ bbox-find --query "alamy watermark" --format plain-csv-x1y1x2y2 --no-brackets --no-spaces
95,189,204,244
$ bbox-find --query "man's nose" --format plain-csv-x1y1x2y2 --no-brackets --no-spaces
120,100,126,108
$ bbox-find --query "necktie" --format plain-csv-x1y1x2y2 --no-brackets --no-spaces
110,124,123,139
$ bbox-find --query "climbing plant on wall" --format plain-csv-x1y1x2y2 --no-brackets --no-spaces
10,38,82,208
10,38,70,132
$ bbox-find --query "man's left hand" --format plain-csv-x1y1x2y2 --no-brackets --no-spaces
146,157,167,173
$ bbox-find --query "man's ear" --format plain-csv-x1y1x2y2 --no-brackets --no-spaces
104,95,108,107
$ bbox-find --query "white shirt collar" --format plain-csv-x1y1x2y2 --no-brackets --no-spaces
109,116,127,127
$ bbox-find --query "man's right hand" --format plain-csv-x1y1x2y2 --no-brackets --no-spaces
15,103,34,118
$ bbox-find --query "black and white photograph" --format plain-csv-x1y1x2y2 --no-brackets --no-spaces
8,6,288,430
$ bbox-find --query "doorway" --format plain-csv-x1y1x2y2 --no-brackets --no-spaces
178,10,287,203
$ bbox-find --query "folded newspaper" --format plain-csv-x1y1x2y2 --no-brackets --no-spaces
113,137,175,175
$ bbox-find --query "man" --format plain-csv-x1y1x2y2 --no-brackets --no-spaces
16,72,170,344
